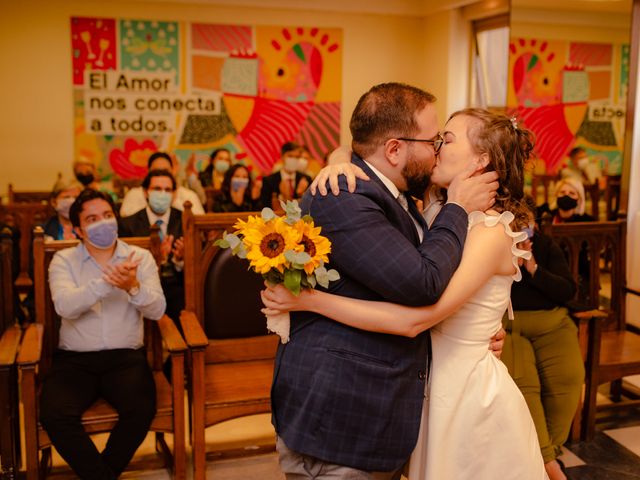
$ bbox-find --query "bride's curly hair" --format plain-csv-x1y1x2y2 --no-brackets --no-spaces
448,108,535,231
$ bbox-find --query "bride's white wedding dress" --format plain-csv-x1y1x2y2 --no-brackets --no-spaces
408,211,548,480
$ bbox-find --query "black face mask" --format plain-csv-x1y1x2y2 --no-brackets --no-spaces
75,173,95,186
557,195,578,211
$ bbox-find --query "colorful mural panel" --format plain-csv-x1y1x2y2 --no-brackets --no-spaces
71,17,342,181
508,37,628,175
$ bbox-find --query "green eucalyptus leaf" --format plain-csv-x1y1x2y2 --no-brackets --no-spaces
326,269,340,282
284,269,302,296
261,207,276,222
214,238,230,249
282,200,302,224
226,234,242,249
306,274,317,288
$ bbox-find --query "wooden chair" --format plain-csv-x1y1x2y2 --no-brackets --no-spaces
8,183,52,205
531,174,559,205
604,175,622,220
0,228,15,332
583,181,600,220
0,229,21,478
17,228,188,479
180,204,278,480
545,220,638,441
0,203,54,292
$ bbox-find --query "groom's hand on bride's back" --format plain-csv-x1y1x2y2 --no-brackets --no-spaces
447,161,499,213
489,328,506,359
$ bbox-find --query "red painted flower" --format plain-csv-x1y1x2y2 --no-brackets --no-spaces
109,138,158,179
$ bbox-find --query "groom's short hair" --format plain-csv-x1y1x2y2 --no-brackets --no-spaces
350,83,436,158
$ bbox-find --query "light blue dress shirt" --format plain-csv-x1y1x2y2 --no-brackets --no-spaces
48,240,166,352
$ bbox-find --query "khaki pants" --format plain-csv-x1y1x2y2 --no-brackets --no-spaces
276,437,403,480
502,307,585,463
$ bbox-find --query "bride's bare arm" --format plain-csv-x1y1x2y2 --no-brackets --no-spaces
262,223,513,337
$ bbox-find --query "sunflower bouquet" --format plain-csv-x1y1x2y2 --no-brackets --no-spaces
214,200,339,343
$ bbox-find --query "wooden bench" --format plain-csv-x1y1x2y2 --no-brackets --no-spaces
180,204,277,480
545,220,636,440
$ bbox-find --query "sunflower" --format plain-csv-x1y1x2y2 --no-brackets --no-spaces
243,217,302,274
294,220,331,275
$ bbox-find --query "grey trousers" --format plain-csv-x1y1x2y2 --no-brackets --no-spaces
276,436,404,480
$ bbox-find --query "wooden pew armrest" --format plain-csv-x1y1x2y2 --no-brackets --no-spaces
16,323,43,367
0,325,22,367
179,310,208,349
157,314,187,353
571,309,609,322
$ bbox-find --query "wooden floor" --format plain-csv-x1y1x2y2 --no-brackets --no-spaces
24,380,640,479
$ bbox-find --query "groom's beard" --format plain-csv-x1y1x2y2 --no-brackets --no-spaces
402,156,431,199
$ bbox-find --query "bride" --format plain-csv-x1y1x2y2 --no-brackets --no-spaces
262,108,549,480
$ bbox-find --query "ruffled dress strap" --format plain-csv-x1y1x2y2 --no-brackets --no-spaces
467,211,532,282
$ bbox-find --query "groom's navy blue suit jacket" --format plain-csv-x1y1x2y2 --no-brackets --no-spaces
271,155,468,472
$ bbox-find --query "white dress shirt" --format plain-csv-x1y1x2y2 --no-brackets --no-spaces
363,160,424,242
49,240,166,352
119,186,205,217
145,206,170,238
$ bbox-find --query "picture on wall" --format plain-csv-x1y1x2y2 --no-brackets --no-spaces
507,37,627,177
71,17,343,182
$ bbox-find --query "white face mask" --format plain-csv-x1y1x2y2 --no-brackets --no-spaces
297,157,308,173
55,197,75,219
284,156,299,173
577,157,589,170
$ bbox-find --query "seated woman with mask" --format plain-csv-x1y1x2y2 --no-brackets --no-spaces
212,164,261,212
539,177,594,224
43,178,83,241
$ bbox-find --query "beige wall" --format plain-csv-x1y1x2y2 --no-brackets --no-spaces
1,0,452,190
511,7,631,42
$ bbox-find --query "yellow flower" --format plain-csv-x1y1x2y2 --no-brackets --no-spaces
243,217,302,274
295,220,331,275
233,215,263,242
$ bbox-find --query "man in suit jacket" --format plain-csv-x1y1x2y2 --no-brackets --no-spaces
119,169,184,323
260,142,312,209
271,83,500,478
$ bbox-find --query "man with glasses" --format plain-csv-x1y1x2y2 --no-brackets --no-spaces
271,82,499,479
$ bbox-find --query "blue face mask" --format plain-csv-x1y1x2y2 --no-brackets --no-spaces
231,177,249,192
84,218,118,249
148,190,173,214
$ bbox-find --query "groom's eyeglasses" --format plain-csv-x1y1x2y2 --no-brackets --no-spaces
397,133,444,155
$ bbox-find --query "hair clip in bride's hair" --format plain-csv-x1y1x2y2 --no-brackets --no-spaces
510,116,518,131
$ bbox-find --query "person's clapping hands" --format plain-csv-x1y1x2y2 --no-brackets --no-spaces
172,237,184,262
103,251,140,292
296,177,310,197
517,238,538,276
160,234,175,263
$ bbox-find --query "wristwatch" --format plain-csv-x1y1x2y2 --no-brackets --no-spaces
128,284,140,297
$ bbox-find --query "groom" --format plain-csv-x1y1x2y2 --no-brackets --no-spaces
271,83,499,479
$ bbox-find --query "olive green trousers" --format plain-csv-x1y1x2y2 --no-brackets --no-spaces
502,307,585,463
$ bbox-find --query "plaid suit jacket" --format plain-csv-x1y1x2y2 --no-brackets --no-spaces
271,155,468,472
